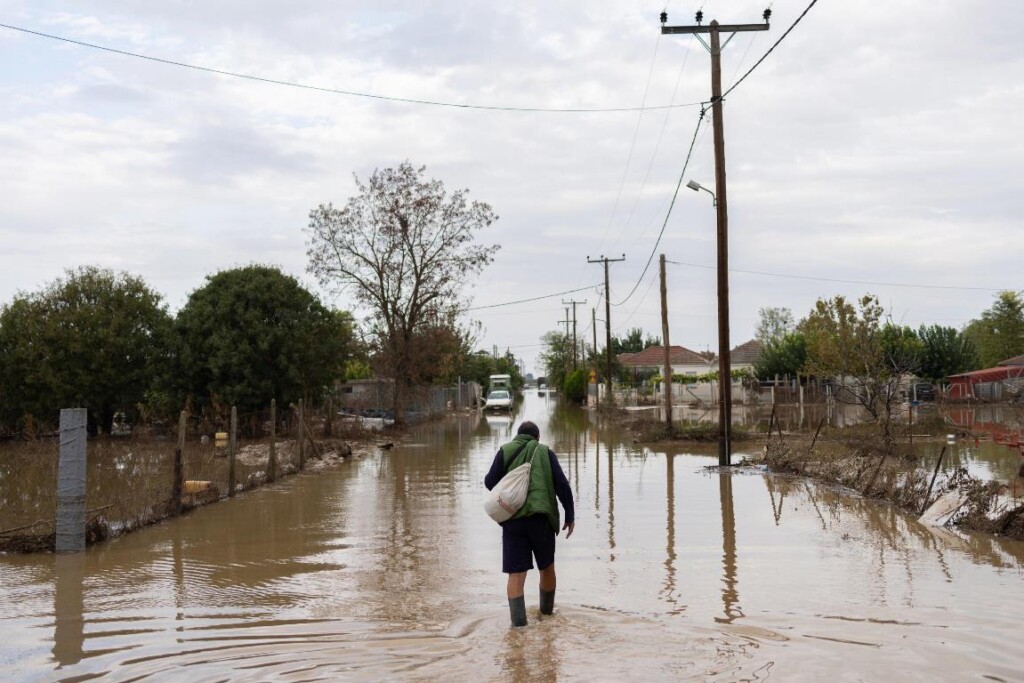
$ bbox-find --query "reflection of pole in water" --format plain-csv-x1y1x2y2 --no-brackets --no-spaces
174,526,185,624
52,554,86,667
716,472,743,624
607,438,616,560
663,454,677,603
595,436,600,513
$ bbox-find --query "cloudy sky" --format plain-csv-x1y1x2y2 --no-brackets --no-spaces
1,0,1021,374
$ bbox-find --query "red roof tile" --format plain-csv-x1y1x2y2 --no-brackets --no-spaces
620,345,712,368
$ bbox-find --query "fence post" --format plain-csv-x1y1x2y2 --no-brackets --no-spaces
55,408,88,553
228,406,237,497
268,399,277,483
172,410,186,515
297,399,305,471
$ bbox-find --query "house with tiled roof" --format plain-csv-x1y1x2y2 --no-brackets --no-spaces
729,339,763,373
619,345,715,377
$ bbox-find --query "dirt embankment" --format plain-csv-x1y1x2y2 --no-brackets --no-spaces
757,434,1024,542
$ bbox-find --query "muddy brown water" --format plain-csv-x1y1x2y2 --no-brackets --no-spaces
2,394,1023,681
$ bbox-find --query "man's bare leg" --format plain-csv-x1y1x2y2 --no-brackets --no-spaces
507,571,528,598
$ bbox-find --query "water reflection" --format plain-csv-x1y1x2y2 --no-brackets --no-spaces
717,473,742,624
662,454,678,610
52,554,85,668
2,394,1024,681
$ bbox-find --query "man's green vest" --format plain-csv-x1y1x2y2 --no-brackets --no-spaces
500,434,560,533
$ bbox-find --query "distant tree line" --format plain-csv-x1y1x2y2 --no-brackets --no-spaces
0,265,359,435
0,264,516,437
753,292,1024,384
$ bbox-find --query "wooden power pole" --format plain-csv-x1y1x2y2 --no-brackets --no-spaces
661,10,769,466
558,308,572,378
659,254,673,432
588,254,625,405
563,298,587,370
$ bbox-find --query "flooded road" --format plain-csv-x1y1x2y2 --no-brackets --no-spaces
2,394,1023,681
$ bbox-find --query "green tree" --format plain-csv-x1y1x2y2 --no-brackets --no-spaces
563,368,587,403
753,332,807,380
879,323,923,374
755,307,795,345
457,350,523,391
916,325,979,382
175,265,354,414
802,295,911,449
963,291,1024,368
306,162,499,424
539,331,572,391
611,327,660,355
0,266,173,433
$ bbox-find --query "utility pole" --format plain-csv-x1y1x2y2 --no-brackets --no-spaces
588,254,625,405
592,307,600,409
562,298,587,370
661,9,769,466
660,254,673,432
559,307,572,379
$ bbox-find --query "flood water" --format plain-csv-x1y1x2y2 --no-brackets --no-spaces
2,393,1023,681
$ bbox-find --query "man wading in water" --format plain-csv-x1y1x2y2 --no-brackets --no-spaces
484,421,575,627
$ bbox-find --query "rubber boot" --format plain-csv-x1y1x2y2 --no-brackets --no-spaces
508,596,528,627
539,589,556,615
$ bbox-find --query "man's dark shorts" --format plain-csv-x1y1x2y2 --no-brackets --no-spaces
502,514,555,573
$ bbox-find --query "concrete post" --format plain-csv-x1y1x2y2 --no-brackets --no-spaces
55,408,88,553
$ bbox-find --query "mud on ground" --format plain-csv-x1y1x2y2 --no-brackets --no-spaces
758,435,1024,542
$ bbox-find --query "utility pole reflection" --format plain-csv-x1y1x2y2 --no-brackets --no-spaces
607,437,615,561
662,454,679,607
716,472,743,623
52,554,85,667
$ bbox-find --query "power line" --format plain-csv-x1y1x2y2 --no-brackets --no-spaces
722,0,820,99
613,108,705,307
665,260,1013,291
612,35,696,251
466,284,599,311
598,36,663,248
615,268,660,331
0,22,706,114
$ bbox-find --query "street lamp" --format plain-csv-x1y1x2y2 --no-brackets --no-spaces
687,179,717,206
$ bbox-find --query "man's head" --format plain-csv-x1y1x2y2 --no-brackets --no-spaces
517,421,540,440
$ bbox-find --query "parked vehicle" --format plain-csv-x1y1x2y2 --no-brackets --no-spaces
911,382,935,401
489,374,512,392
485,390,513,411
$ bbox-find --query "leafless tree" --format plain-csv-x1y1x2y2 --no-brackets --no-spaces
306,162,498,423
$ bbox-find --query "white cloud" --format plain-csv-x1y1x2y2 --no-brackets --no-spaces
0,0,1022,373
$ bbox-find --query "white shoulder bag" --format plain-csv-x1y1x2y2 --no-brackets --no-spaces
484,442,537,523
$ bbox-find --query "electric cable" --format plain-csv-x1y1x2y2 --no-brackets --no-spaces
612,34,695,250
466,283,600,311
665,260,1012,292
612,108,705,307
0,22,706,114
722,0,820,99
614,268,660,331
597,35,663,249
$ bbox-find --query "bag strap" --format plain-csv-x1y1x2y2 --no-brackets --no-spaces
503,440,531,474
